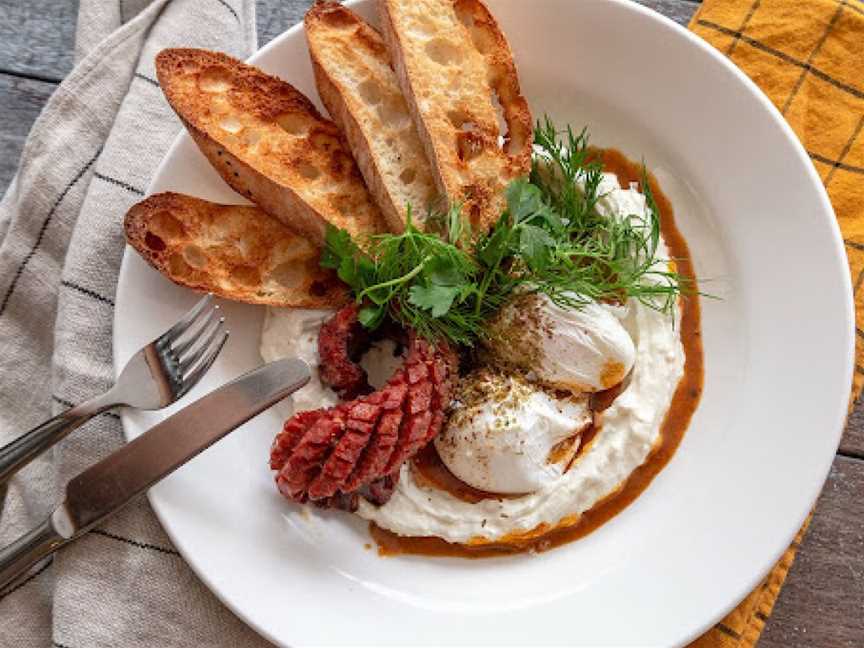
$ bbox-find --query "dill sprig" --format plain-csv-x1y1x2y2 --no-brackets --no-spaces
527,117,687,314
320,118,688,347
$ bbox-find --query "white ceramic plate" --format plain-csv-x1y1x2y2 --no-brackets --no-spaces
113,0,854,645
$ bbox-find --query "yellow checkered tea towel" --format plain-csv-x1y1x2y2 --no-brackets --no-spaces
688,0,862,645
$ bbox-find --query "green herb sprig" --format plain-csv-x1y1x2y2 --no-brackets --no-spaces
321,205,488,345
321,118,689,347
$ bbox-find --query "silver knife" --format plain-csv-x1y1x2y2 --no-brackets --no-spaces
0,358,310,589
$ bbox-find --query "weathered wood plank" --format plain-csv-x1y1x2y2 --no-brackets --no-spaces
638,0,700,26
0,74,57,196
0,0,77,81
257,0,310,47
759,455,864,648
841,394,864,457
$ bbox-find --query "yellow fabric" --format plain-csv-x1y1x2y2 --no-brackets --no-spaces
687,0,863,645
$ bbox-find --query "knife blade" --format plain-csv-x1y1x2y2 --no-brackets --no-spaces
0,358,309,589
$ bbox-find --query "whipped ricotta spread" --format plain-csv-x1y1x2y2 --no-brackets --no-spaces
261,309,403,417
259,174,685,543
260,307,337,419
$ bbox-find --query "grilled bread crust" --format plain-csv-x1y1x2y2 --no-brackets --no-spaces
156,48,387,245
378,0,532,232
125,192,347,308
305,2,438,233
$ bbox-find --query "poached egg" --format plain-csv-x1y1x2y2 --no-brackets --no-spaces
435,368,592,494
486,293,636,393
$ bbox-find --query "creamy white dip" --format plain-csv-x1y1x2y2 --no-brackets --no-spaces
260,174,685,543
260,308,337,420
261,308,406,418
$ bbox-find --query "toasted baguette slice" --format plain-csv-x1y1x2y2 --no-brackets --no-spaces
155,48,387,245
378,0,532,232
305,2,437,233
125,192,347,308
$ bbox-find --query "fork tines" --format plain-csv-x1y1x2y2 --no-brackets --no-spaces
164,294,230,393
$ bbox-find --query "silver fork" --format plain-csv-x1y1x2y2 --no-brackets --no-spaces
0,294,229,484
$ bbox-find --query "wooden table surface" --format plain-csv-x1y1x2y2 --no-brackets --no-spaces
0,1,861,645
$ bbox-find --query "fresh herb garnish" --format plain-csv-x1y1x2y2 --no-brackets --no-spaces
523,117,686,313
321,118,689,347
322,205,487,344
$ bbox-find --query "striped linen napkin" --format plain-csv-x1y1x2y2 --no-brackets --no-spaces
0,1,281,646
688,1,863,646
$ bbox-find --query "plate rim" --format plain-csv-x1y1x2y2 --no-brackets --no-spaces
112,0,854,645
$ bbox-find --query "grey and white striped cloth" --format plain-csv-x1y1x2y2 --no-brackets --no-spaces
0,1,308,645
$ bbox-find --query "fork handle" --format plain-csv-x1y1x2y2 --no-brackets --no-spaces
0,394,114,484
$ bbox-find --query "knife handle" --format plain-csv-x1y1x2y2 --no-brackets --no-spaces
0,514,66,590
